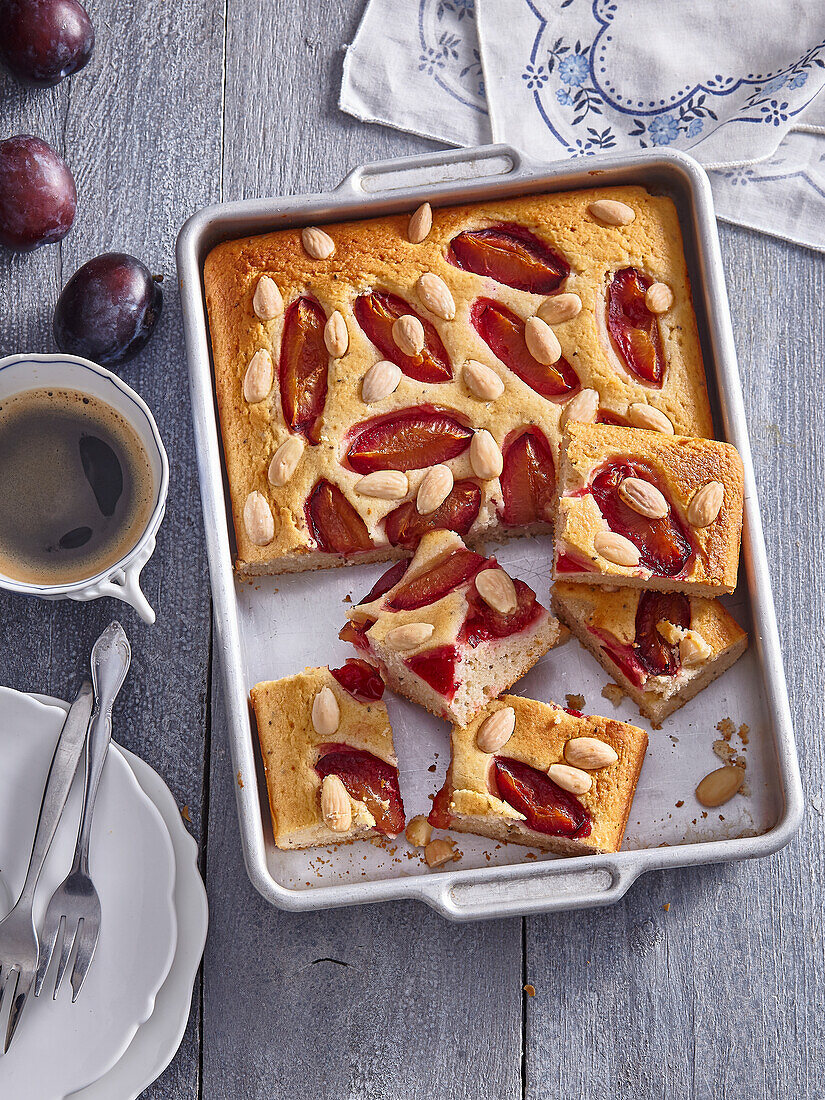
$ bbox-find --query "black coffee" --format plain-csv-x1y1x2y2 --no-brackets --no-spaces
0,388,155,584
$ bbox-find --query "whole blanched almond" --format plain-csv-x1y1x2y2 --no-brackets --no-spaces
301,226,335,259
405,815,432,847
618,476,668,519
268,435,304,486
385,622,435,651
408,202,433,243
594,531,640,568
525,315,561,364
393,314,425,357
538,293,582,325
687,481,724,528
243,491,275,546
243,348,273,404
695,765,745,808
362,359,402,403
417,273,455,320
627,403,674,434
356,470,409,500
588,198,635,226
252,275,283,321
645,281,674,314
563,736,619,770
463,359,504,401
679,630,712,667
424,838,456,867
476,706,516,753
312,685,340,736
417,464,453,515
321,774,351,832
324,310,349,357
548,763,592,795
560,387,599,431
475,568,517,615
470,429,503,480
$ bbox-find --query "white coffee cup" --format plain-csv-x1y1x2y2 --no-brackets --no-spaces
0,353,169,624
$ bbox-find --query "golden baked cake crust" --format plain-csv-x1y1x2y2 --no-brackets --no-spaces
251,664,404,850
552,581,748,722
555,423,744,595
429,695,648,855
204,187,712,575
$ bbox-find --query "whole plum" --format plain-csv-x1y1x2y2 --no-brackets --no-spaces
0,135,77,251
0,0,95,87
53,253,163,366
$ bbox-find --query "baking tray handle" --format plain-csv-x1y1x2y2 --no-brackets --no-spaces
335,142,538,198
422,858,640,920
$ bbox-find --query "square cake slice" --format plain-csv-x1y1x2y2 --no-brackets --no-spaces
428,695,648,855
552,581,748,723
251,661,405,849
555,423,744,596
340,529,567,727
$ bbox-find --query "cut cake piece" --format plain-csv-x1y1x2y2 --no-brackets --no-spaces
555,423,744,596
552,581,748,723
429,695,648,855
251,660,405,849
340,529,567,727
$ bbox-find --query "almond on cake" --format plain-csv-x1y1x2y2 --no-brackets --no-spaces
552,581,748,723
251,661,404,849
555,422,744,595
339,529,567,727
428,695,648,855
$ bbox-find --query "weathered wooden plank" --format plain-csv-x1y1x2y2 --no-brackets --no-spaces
0,1,225,1096
524,226,825,1100
201,3,522,1098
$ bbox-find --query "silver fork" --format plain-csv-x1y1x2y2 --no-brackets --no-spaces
0,680,94,1053
35,622,131,1003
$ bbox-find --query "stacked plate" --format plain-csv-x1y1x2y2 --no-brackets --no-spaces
0,687,208,1100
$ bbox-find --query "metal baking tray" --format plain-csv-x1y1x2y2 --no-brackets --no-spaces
177,144,803,920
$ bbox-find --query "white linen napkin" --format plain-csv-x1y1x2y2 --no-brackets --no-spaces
340,0,825,252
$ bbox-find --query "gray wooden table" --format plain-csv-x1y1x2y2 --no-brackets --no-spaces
1,2,823,1097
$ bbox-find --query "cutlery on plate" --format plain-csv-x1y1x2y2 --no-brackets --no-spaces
0,680,95,1053
35,621,131,1003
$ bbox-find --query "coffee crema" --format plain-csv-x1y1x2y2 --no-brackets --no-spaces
0,388,155,585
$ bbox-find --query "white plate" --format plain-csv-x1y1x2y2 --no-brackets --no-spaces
0,688,178,1100
68,731,208,1099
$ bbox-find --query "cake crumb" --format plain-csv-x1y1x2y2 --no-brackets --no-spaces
566,693,585,712
663,902,670,912
716,717,735,741
738,723,750,745
651,720,663,731
523,984,536,997
181,804,192,823
424,838,458,868
601,683,626,708
675,800,684,808
428,763,437,772
237,770,244,789
713,739,746,769
343,593,352,603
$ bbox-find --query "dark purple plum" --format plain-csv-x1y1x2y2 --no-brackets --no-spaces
53,253,163,366
0,0,94,87
0,135,77,251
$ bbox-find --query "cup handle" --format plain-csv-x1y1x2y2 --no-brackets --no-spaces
68,538,157,625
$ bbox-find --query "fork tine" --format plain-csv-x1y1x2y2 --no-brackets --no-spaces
70,917,99,1003
52,915,78,1000
35,911,65,997
2,969,26,1054
0,965,11,1037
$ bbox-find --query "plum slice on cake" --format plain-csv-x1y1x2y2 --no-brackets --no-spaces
251,661,404,849
552,582,747,723
428,695,648,856
340,529,566,726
